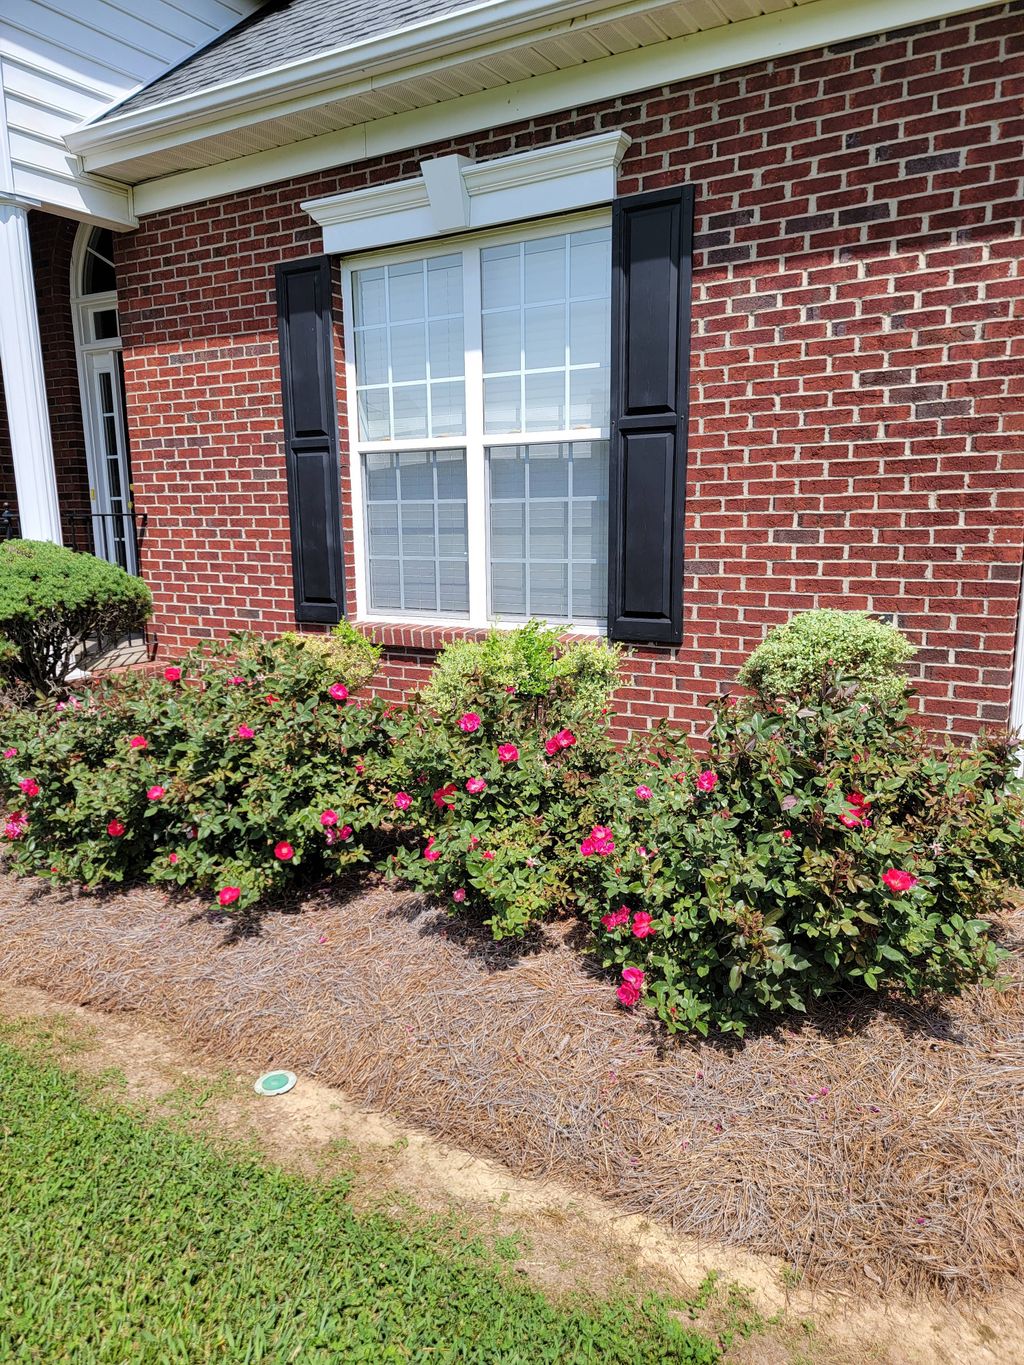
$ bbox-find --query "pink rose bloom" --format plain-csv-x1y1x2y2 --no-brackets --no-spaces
616,967,645,1007
393,791,412,811
696,770,718,793
635,785,653,801
320,809,338,827
236,724,255,739
227,676,245,685
168,853,179,864
163,667,182,682
147,785,165,801
497,743,519,763
601,906,630,931
590,825,611,841
544,737,560,756
482,850,495,861
468,835,480,849
555,729,576,749
18,778,40,797
338,825,352,840
3,747,17,758
329,683,349,701
780,829,792,841
631,911,656,939
423,844,441,862
580,838,595,857
452,888,467,903
129,736,148,750
882,868,918,893
3,811,28,840
838,812,861,829
274,841,294,861
355,763,365,777
218,886,240,906
106,819,125,838
465,777,487,794
458,712,481,733
432,783,458,810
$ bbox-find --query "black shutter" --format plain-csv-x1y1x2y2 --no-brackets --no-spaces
607,185,694,645
275,256,345,624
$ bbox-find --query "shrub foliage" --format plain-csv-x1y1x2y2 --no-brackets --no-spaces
2,614,1022,1035
0,540,152,693
738,608,914,706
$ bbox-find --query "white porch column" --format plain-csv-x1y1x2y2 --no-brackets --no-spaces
0,193,63,543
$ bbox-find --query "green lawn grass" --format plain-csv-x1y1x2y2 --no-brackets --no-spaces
0,1041,718,1363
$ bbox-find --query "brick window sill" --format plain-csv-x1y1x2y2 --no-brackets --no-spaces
352,620,604,652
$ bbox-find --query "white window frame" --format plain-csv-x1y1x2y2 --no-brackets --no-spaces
340,208,612,631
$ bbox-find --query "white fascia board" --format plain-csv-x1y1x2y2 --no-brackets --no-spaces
65,0,634,162
132,0,992,219
302,131,629,253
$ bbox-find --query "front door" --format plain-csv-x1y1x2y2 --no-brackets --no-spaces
81,347,135,575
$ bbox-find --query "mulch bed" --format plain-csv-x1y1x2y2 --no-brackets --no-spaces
0,867,1021,1301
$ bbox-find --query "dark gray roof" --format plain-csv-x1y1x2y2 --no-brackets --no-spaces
103,0,485,119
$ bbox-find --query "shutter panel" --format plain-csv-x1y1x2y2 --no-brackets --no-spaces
275,256,345,624
607,185,694,645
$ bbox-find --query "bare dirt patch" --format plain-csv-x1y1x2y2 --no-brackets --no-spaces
0,868,1021,1316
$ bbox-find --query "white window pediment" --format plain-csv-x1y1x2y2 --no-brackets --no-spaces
301,131,630,255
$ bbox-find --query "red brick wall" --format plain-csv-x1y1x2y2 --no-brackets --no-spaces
0,212,92,539
115,1,1024,740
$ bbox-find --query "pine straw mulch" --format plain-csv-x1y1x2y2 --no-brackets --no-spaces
0,867,1021,1303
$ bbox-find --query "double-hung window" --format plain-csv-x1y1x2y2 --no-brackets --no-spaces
343,216,611,628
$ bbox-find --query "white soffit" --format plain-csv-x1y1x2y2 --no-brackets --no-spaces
122,0,991,217
301,131,630,252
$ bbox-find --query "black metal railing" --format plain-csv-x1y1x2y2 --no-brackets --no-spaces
1,503,152,660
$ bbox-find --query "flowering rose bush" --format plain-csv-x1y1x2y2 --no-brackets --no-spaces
381,634,617,937
0,634,392,913
577,687,1024,1035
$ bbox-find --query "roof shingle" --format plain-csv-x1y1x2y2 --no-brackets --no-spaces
103,0,486,119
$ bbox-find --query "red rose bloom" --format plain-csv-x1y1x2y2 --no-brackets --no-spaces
882,868,918,893
218,886,241,906
106,819,125,838
163,667,182,682
432,783,458,810
497,743,519,763
631,911,656,939
274,842,294,861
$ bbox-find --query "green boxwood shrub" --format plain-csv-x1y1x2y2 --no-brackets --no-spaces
738,609,914,705
0,540,152,693
421,620,621,728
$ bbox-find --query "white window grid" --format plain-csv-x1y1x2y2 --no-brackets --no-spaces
341,211,611,631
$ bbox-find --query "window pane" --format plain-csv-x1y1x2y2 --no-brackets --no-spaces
482,310,520,374
524,236,565,304
481,243,520,309
358,389,390,441
524,372,564,431
355,268,386,326
525,304,564,370
484,376,521,434
482,227,610,437
487,441,608,624
364,450,468,616
352,255,465,440
388,262,424,322
393,385,428,439
569,367,609,429
430,380,465,437
391,323,426,382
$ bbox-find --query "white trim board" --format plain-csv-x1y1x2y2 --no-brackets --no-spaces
118,0,996,218
302,133,629,253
